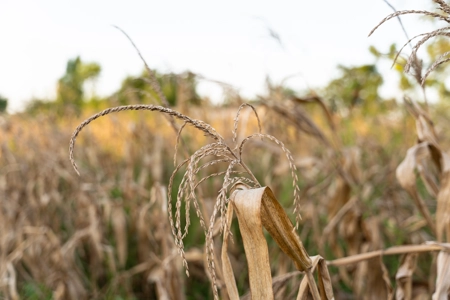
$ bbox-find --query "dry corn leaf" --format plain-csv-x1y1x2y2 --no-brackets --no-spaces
327,243,448,267
222,187,332,299
258,188,312,271
436,154,450,242
432,250,450,300
148,267,171,300
262,100,331,147
401,98,450,243
396,253,417,300
222,203,239,300
6,262,19,300
297,255,333,300
404,98,439,148
229,187,274,299
396,143,436,234
315,256,334,299
403,98,450,243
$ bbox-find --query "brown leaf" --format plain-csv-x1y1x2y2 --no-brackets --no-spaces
436,154,450,242
297,256,334,300
232,187,274,299
396,143,437,234
432,250,450,300
221,203,239,300
396,254,417,300
404,98,438,147
224,187,332,299
258,187,312,272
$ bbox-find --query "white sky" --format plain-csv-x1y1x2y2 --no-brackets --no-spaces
0,0,437,112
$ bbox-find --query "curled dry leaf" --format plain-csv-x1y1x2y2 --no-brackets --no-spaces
221,186,333,299
297,255,333,300
228,187,274,299
399,97,450,242
396,143,437,234
404,98,439,149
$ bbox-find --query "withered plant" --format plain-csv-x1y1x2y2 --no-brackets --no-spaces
69,100,334,299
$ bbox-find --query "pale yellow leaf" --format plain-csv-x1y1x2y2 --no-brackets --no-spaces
232,187,274,299
432,250,450,300
396,143,436,234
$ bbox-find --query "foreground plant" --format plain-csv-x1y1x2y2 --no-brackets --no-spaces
69,103,333,299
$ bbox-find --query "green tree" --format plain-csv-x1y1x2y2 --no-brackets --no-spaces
114,75,148,105
56,56,101,114
112,70,201,107
25,57,101,115
323,64,384,113
0,95,8,113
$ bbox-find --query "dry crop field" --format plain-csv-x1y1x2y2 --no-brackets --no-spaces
1,93,450,299
2,2,450,299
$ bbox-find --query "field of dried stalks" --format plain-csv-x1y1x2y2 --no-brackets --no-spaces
3,1,450,298
1,94,450,299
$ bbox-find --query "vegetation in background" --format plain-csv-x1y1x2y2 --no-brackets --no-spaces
112,70,202,107
0,94,8,113
322,64,385,113
25,56,101,115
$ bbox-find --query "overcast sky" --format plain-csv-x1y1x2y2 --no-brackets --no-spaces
0,0,437,112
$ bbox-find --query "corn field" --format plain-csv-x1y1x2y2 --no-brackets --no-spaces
2,1,450,299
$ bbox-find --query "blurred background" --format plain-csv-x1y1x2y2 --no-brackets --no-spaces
0,0,440,113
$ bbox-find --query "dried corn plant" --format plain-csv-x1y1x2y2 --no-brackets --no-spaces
369,0,450,86
4,2,450,298
260,91,398,297
69,102,334,299
0,114,195,299
258,60,450,297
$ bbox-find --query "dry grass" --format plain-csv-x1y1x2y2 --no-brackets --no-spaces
1,91,449,298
